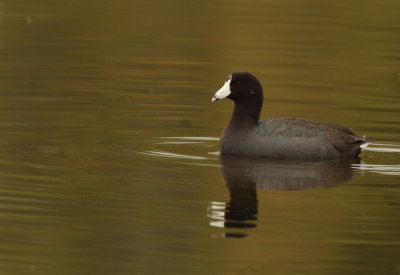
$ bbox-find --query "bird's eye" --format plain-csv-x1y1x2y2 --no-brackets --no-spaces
235,81,241,85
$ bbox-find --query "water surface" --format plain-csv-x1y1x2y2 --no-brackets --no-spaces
0,0,400,274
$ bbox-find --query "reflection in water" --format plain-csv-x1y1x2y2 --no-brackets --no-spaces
209,186,258,239
209,156,359,238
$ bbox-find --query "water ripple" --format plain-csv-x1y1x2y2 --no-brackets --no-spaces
139,150,207,160
137,139,400,176
135,136,220,165
352,164,400,176
364,143,400,153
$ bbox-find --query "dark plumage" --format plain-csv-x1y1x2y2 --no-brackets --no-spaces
212,72,372,159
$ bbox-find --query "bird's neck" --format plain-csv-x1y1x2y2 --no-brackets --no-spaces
227,100,262,129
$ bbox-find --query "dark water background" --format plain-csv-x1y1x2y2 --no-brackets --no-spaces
0,0,400,274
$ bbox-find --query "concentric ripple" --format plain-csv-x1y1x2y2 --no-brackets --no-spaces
354,143,400,175
137,138,400,175
352,164,400,175
364,143,400,153
137,136,220,166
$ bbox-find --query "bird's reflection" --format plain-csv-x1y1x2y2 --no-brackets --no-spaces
209,155,359,238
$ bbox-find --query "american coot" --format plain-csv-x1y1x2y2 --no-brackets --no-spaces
212,72,372,159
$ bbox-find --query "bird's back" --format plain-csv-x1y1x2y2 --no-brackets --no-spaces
221,117,371,159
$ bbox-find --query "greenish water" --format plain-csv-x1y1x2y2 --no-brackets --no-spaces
0,0,399,274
